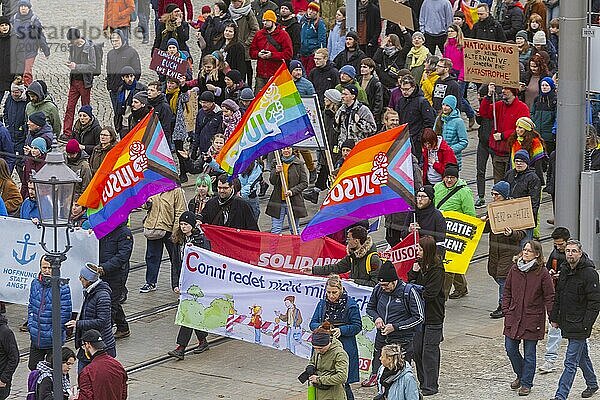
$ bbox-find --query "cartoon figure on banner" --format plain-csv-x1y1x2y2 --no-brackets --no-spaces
274,296,303,353
13,233,37,266
250,305,263,343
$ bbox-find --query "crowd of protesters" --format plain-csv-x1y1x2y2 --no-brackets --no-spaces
1,0,600,399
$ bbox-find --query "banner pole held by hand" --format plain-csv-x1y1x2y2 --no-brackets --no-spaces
275,150,298,235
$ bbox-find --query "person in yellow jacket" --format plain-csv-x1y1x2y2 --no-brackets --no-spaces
420,55,440,105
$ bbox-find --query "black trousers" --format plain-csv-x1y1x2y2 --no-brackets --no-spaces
424,33,447,56
104,272,129,332
476,140,491,198
0,384,10,400
28,343,52,371
370,332,414,376
176,326,208,347
413,324,444,393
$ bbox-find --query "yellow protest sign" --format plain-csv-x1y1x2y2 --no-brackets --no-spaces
442,211,486,274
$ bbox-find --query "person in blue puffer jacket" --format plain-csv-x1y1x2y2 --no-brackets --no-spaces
66,263,115,373
27,255,73,371
435,94,468,169
289,60,315,96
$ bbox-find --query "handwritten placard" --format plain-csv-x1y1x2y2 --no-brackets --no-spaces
463,39,519,88
149,48,188,80
488,197,536,234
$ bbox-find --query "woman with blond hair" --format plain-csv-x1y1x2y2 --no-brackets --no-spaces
310,274,362,400
153,4,190,52
183,54,227,104
375,343,420,400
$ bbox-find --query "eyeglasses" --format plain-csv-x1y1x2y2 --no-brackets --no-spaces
436,64,446,69
416,194,429,199
491,192,501,196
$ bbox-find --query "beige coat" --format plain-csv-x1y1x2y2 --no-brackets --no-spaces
143,187,186,233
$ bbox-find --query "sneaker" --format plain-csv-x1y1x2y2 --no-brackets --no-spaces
474,197,486,209
449,290,467,299
490,306,504,319
361,374,378,387
519,387,531,396
510,378,521,390
538,361,556,374
582,387,599,398
168,347,185,360
193,339,210,354
422,389,439,396
303,189,319,205
258,181,269,197
114,330,131,339
547,218,555,225
139,283,157,293
19,322,28,332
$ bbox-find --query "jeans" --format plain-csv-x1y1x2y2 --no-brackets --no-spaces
414,324,444,393
176,326,207,347
555,339,598,400
145,232,178,285
242,195,260,221
135,0,150,40
505,336,538,389
458,81,475,118
271,203,300,234
104,271,129,332
286,327,300,352
549,5,559,19
495,277,506,305
477,140,492,196
63,80,91,135
544,323,562,363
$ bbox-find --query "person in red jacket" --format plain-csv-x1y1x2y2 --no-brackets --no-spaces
479,83,530,182
249,10,293,92
76,330,127,400
158,0,193,21
421,128,457,186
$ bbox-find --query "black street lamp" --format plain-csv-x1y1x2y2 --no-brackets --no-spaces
30,142,81,400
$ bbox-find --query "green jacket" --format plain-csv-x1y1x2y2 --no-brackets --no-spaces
25,99,62,135
433,179,476,217
312,237,381,287
309,338,349,400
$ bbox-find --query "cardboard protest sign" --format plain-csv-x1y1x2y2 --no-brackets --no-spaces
487,197,536,234
464,39,520,88
442,211,486,274
149,48,188,80
379,0,414,31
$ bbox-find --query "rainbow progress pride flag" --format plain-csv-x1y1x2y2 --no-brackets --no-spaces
216,63,315,177
78,113,178,239
301,125,415,242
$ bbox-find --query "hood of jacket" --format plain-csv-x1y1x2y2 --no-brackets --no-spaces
27,81,46,101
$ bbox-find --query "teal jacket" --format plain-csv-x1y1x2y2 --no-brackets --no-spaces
438,107,468,169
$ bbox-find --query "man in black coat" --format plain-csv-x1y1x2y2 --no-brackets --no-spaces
106,29,142,114
472,3,507,43
114,66,147,135
431,58,461,114
308,48,339,105
278,2,300,59
97,222,134,339
500,0,525,42
394,74,436,163
200,174,259,231
549,240,600,400
0,314,19,400
191,90,223,158
333,31,367,73
147,81,174,149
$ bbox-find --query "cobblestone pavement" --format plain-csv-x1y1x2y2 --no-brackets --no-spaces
3,0,598,399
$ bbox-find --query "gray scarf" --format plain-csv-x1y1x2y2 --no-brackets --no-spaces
517,258,536,272
229,2,252,21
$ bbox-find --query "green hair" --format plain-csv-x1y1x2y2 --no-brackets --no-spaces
195,173,213,196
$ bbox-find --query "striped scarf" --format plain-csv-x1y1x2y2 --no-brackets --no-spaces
510,136,547,168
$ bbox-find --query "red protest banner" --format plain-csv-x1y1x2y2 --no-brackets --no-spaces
201,224,347,272
149,48,188,80
380,233,418,282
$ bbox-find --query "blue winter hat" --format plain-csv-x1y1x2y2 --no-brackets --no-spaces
30,137,47,154
442,94,457,110
166,38,179,49
540,76,555,92
289,60,303,72
80,263,99,282
492,181,511,199
514,149,530,165
339,65,356,79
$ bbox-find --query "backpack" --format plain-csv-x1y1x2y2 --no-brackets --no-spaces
26,369,41,400
401,283,425,323
91,41,104,76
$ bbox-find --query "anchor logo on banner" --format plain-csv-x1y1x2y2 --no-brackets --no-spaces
12,233,37,265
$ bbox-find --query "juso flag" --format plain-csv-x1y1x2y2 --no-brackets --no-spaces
216,63,316,177
442,211,486,274
78,112,179,239
301,125,415,241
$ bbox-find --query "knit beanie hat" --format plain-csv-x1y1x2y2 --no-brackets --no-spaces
31,137,47,154
201,5,211,13
533,31,547,45
262,10,277,23
417,185,435,201
311,332,330,346
120,65,136,76
540,76,555,91
339,65,356,79
412,31,425,42
133,91,148,105
516,116,535,132
165,3,179,13
307,1,320,12
28,111,47,127
492,181,511,199
226,69,243,84
514,149,531,165
179,211,197,227
66,27,81,41
240,87,255,101
378,260,399,282
280,1,294,12
289,60,303,72
324,88,342,104
346,31,359,41
66,139,81,154
200,90,215,102
78,105,93,119
341,139,355,150
221,98,240,112
442,95,457,110
80,263,99,282
515,30,528,41
167,38,179,49
443,163,459,178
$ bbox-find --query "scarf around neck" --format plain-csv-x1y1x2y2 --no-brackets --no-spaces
408,45,429,69
281,154,296,164
229,2,251,21
324,290,349,325
36,360,71,396
166,86,180,114
517,258,537,272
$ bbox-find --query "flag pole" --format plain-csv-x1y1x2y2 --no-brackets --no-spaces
275,150,299,235
491,89,497,132
323,147,336,187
